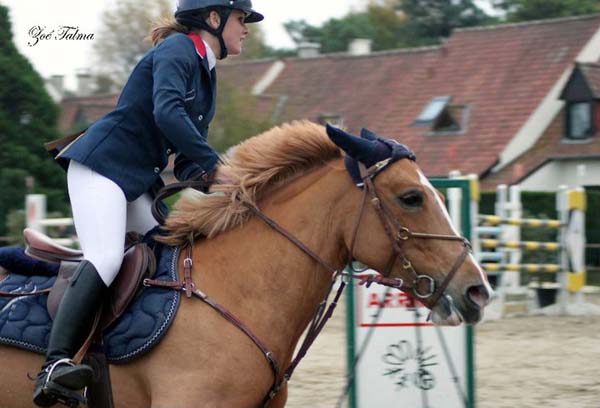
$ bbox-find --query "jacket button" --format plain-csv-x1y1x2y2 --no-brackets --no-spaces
154,167,160,174
198,114,204,121
166,149,172,155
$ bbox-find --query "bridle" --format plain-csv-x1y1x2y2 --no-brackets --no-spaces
353,159,472,308
147,155,473,407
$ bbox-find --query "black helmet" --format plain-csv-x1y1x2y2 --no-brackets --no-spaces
175,0,264,24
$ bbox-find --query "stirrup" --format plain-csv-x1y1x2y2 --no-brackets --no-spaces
43,382,87,408
37,359,89,407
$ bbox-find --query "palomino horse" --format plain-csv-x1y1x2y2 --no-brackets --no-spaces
0,121,492,407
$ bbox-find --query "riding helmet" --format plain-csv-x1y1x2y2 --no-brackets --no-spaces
175,0,264,23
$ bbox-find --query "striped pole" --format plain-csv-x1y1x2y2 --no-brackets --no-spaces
477,215,564,229
482,263,562,273
480,239,561,251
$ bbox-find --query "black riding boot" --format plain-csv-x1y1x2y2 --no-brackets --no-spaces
33,260,107,407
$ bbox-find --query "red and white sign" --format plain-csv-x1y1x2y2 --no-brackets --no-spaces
353,272,471,408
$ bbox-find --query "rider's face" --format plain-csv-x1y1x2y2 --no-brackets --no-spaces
221,10,249,56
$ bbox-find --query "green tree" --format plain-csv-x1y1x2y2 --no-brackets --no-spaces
283,0,495,53
0,5,68,237
209,82,273,153
284,13,381,54
493,0,600,22
398,0,496,44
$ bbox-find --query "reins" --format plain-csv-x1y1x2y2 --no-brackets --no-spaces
145,156,473,406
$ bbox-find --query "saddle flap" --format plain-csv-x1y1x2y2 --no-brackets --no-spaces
99,243,156,332
47,262,79,319
47,244,156,329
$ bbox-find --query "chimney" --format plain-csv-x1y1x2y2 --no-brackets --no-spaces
76,70,94,96
348,38,372,56
48,75,64,95
298,42,321,58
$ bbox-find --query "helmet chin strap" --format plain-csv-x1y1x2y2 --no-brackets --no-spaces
177,9,232,59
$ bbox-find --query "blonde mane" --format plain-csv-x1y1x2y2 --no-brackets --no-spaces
157,121,342,245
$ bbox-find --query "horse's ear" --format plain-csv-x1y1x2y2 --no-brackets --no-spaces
360,128,378,141
326,124,373,160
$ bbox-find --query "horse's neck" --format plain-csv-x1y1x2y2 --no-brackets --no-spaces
194,164,352,364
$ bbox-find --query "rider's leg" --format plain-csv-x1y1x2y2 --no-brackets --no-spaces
126,192,159,234
33,161,128,406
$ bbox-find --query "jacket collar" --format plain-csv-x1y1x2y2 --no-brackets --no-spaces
187,33,214,73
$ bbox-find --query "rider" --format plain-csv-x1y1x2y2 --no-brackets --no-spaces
32,0,263,405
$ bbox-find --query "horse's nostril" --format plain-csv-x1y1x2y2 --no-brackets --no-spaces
466,285,490,309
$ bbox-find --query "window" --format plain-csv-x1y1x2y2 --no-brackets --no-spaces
566,101,594,140
414,96,451,126
413,96,468,134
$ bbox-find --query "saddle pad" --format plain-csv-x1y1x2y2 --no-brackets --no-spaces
0,245,181,363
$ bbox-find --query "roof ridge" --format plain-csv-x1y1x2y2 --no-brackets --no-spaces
280,45,442,62
455,13,600,33
222,57,279,66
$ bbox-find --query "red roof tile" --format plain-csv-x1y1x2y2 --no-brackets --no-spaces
579,62,600,98
56,15,600,187
259,15,600,179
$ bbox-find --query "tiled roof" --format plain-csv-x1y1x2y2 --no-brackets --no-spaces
480,110,600,188
56,15,600,186
218,58,279,94
579,62,600,98
58,94,118,132
260,15,600,179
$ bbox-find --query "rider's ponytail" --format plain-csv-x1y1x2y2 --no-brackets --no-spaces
150,17,190,46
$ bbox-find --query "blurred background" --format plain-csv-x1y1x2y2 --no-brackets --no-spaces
1,1,600,407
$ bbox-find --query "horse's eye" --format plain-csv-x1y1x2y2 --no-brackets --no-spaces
396,190,423,209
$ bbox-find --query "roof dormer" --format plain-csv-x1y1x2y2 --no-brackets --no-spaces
412,96,469,135
559,62,600,141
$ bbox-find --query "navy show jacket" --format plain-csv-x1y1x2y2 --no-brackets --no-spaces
58,33,220,201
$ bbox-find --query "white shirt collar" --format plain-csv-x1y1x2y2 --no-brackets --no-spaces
203,39,217,70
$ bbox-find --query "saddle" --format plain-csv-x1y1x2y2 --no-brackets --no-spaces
23,228,157,331
18,229,158,408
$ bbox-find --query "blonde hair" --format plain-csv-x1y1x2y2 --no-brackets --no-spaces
150,17,190,46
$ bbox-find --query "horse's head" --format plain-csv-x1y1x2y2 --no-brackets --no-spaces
327,125,493,326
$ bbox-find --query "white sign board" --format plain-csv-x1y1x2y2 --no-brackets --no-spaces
352,275,472,408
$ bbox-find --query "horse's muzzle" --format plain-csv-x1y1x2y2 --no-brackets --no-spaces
431,283,493,326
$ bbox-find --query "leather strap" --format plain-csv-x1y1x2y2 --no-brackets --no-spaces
151,180,212,224
146,156,474,406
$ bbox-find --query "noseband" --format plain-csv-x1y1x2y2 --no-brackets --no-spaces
350,159,472,308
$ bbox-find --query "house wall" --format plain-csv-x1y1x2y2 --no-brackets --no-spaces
519,159,600,191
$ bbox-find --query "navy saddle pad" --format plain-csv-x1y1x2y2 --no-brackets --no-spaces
0,245,181,363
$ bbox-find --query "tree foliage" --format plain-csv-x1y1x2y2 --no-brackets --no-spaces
283,0,495,53
93,0,173,86
398,0,496,44
94,0,279,85
0,5,68,237
493,0,600,22
209,82,273,153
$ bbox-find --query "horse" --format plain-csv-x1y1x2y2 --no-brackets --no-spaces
0,121,492,407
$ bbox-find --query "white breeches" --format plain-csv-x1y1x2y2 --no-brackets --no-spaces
67,161,158,286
